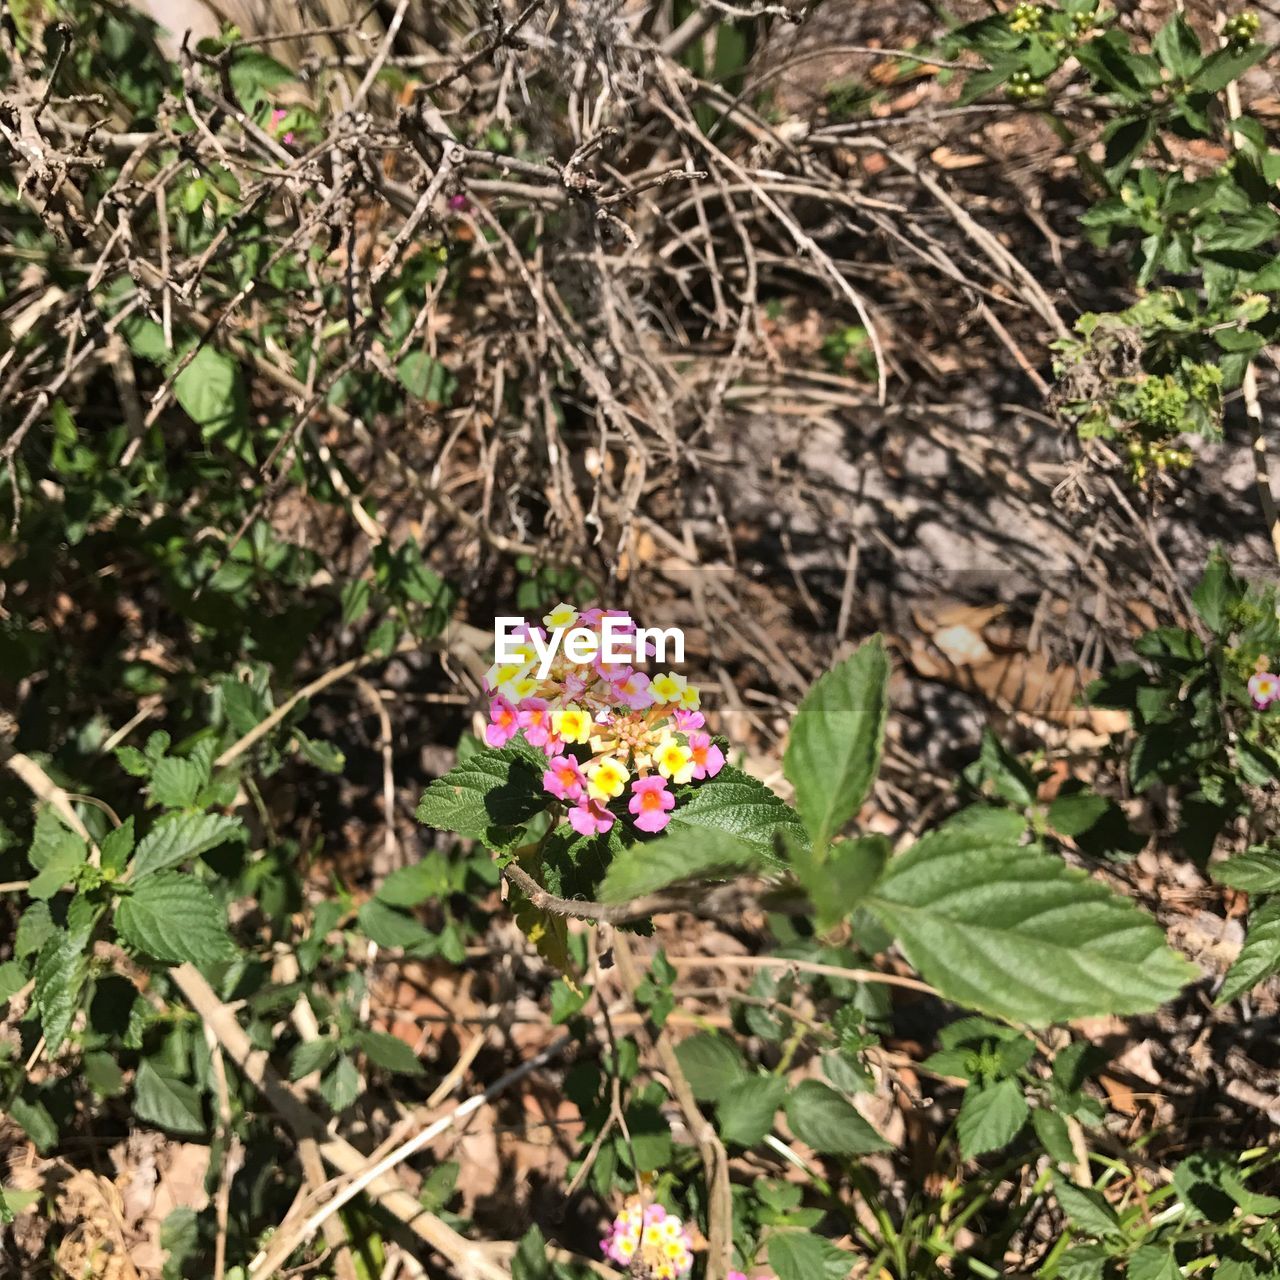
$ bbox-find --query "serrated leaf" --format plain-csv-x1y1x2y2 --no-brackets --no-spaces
1128,1246,1181,1280
784,1079,888,1156
82,1051,126,1098
867,808,1196,1025
320,1056,360,1112
667,764,807,856
790,834,889,929
599,827,761,904
1212,848,1280,894
10,1094,58,1152
34,930,88,1055
100,819,135,875
28,834,87,900
290,1037,339,1080
716,1075,786,1148
1055,1180,1122,1239
15,901,55,958
1032,1107,1076,1165
1152,14,1201,79
356,899,434,951
784,637,889,851
674,1032,748,1102
957,1078,1028,1158
133,1060,206,1136
116,873,234,967
767,1230,855,1280
148,758,204,809
130,813,243,879
1218,898,1280,1004
415,743,548,843
116,745,150,777
354,1030,424,1075
1191,42,1268,93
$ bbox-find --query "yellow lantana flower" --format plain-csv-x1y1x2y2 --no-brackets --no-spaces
553,703,592,744
655,737,694,785
587,756,629,802
650,672,688,704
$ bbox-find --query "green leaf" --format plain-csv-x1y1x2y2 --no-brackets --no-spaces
790,834,889,929
354,1030,425,1075
1218,898,1280,1004
376,859,450,907
356,899,435,951
716,1075,787,1147
83,1051,126,1098
116,745,151,777
290,1037,339,1080
598,827,761,904
1152,15,1201,79
10,1094,58,1152
228,48,294,103
116,873,234,967
867,808,1195,1025
134,1061,206,1136
1128,1246,1182,1280
674,1032,748,1102
34,929,88,1055
1213,848,1280,894
956,1078,1028,1158
15,901,55,958
1032,1107,1076,1164
320,1056,361,1112
397,351,456,405
1055,1180,1122,1239
415,743,548,844
767,1230,855,1280
28,833,87,900
0,961,27,1004
1191,42,1268,93
173,345,252,462
100,819,136,875
620,1101,673,1172
512,1225,552,1280
549,978,590,1024
130,813,243,879
784,1079,889,1156
668,764,805,856
148,758,204,809
28,807,82,871
784,636,889,851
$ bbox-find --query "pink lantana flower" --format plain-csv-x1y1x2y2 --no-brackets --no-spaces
485,694,518,747
1248,670,1279,711
518,697,554,747
688,731,725,779
543,755,585,802
616,668,655,710
628,776,676,833
569,797,615,837
673,708,705,731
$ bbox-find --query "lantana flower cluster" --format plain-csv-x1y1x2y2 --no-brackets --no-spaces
599,1203,694,1277
484,605,724,838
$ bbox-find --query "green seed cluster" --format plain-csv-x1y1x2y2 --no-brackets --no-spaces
1224,11,1261,45
1009,2,1045,33
1006,69,1047,100
1125,439,1194,480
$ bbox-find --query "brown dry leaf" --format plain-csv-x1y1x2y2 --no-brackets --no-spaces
54,1170,141,1280
1099,1074,1138,1115
907,601,1129,735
